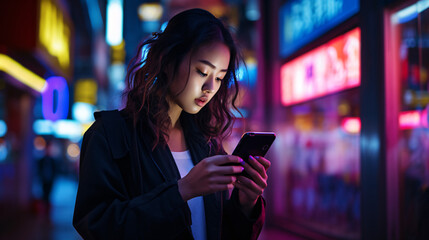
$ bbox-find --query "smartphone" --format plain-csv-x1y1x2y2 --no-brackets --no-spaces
232,132,276,162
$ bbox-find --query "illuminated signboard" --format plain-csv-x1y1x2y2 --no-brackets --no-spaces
0,54,46,92
42,76,69,121
74,79,97,104
281,28,360,106
339,108,429,134
341,117,361,134
38,0,71,72
279,0,359,57
399,109,429,129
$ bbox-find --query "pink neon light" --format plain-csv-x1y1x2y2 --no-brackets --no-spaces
399,109,428,129
341,117,361,134
281,28,361,106
339,110,429,133
422,108,428,128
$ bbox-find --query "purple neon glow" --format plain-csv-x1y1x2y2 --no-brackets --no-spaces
42,76,69,121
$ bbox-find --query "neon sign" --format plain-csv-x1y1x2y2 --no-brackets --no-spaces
279,0,359,57
0,54,46,92
399,109,428,129
341,117,361,134
106,0,124,46
39,0,71,71
74,79,97,104
338,109,429,134
33,119,85,140
281,28,360,106
42,76,69,121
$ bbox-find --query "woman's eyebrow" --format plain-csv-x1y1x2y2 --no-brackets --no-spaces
198,60,228,72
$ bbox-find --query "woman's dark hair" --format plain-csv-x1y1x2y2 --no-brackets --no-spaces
123,8,242,149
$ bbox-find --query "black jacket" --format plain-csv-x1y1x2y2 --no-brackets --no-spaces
73,110,265,240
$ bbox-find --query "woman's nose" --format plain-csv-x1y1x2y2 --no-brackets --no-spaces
202,76,217,93
203,88,214,94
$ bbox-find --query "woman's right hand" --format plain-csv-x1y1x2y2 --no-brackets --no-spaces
178,155,244,201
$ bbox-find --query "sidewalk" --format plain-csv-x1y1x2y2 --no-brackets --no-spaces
0,175,303,240
0,175,82,240
49,175,82,240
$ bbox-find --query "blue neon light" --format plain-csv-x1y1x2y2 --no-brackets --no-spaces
0,120,6,137
33,119,54,135
106,0,123,46
0,143,7,162
85,0,103,31
237,63,257,88
279,0,359,58
33,119,83,140
42,76,69,121
53,119,83,139
72,102,95,123
392,1,429,24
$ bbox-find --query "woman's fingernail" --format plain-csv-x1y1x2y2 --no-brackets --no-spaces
240,158,245,165
241,167,244,172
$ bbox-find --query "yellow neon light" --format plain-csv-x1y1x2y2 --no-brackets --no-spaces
0,54,46,92
138,3,163,21
39,0,71,70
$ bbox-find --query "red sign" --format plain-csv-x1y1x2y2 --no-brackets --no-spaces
399,109,429,130
281,28,361,106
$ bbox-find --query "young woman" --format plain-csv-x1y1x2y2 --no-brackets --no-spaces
73,8,270,240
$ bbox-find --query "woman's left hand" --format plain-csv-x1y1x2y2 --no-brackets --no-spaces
233,155,271,216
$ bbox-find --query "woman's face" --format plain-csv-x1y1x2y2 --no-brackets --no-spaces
169,42,230,114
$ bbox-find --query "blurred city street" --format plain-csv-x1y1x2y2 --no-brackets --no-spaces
1,0,429,239
1,176,81,240
0,175,304,240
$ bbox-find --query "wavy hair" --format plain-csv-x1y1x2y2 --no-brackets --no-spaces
123,8,242,149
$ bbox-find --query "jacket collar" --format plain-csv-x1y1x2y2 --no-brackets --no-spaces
135,111,210,182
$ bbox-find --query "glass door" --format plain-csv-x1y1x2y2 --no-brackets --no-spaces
385,1,429,239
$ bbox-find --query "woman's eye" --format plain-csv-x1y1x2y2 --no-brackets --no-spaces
197,69,207,77
216,77,223,81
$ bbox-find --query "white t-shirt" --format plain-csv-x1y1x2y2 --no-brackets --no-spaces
171,150,207,240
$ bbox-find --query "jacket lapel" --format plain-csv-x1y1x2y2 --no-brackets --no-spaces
139,132,181,182
137,112,223,239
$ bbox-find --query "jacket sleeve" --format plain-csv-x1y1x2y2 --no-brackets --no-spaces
73,121,192,240
221,189,265,240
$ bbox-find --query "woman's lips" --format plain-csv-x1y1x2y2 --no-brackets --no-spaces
195,97,208,107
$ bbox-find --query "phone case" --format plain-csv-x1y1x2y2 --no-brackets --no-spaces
232,132,276,161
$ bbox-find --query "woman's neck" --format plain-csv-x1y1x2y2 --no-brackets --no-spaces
168,98,182,129
167,124,187,152
167,101,187,152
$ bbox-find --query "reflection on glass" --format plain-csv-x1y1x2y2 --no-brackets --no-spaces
389,1,429,238
272,89,360,239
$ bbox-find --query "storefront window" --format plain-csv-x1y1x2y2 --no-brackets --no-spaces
386,1,429,238
272,27,361,239
271,89,360,239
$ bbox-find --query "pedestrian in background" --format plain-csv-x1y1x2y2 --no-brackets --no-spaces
37,139,58,217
